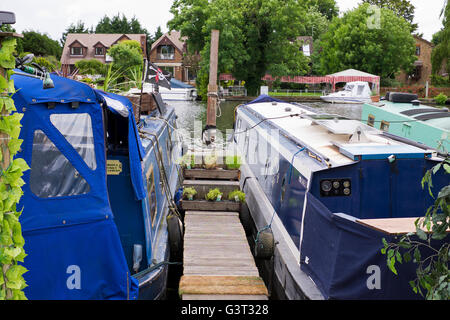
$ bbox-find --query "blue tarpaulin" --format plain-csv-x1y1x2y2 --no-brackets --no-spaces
12,72,139,300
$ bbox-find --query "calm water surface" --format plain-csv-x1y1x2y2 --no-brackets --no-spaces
171,99,363,133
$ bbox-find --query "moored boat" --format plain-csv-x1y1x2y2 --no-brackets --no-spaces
12,69,182,299
233,95,447,300
320,81,372,104
361,92,449,152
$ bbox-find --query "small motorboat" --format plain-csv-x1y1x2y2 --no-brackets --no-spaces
321,81,372,104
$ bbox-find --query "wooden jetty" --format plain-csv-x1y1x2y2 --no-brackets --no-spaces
178,167,268,300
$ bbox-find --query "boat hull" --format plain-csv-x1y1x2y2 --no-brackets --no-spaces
320,96,371,104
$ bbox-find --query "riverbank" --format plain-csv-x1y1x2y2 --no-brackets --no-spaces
223,95,322,103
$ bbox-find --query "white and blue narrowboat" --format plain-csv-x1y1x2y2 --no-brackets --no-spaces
12,70,182,299
233,95,448,300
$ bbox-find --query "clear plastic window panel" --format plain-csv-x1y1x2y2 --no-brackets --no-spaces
50,113,97,170
30,130,90,198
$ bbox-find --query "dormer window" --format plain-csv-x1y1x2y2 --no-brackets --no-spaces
158,45,175,60
70,47,83,56
95,47,105,56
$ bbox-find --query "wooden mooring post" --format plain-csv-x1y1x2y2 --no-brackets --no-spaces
204,30,220,145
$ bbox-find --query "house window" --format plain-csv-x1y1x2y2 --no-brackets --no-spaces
95,47,105,56
70,47,83,56
158,45,175,60
415,46,421,56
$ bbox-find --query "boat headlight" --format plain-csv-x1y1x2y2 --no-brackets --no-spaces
320,179,351,197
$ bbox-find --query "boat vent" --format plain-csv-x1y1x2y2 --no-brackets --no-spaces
304,114,377,135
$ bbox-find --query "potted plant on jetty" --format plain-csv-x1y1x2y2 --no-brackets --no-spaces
228,190,245,203
225,155,241,170
183,187,197,201
179,153,195,169
204,154,218,170
206,188,223,202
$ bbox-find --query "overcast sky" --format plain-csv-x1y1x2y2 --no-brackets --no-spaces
2,0,446,42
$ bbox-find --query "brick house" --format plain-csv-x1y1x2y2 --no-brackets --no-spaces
149,31,196,83
395,35,434,86
60,33,147,76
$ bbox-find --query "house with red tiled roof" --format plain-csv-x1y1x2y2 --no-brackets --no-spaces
149,31,195,83
60,33,147,76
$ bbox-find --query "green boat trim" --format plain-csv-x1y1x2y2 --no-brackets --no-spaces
361,101,450,152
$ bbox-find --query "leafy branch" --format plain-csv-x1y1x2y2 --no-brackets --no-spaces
382,156,450,300
0,37,30,300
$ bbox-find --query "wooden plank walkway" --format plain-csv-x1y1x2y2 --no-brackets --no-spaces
178,166,268,300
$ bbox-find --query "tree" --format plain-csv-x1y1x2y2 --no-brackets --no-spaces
361,0,418,32
75,59,106,76
60,20,91,47
17,31,62,60
95,14,151,55
304,0,339,21
169,0,321,96
431,1,449,77
318,3,416,80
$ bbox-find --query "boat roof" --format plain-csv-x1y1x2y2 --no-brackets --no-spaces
368,101,450,131
243,98,432,168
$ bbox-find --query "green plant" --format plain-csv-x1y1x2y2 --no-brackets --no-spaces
205,188,223,201
204,154,218,169
228,190,246,203
382,156,449,300
434,93,448,106
0,37,30,300
183,187,197,200
225,155,241,170
178,153,195,169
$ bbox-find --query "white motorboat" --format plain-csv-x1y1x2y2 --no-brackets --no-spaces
321,81,372,104
159,79,197,101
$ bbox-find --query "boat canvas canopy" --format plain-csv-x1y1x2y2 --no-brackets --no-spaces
12,73,139,299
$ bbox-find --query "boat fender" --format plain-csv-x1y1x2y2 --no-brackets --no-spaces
389,92,418,103
167,212,184,262
254,229,275,260
239,202,253,236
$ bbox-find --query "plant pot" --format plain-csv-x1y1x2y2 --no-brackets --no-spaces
371,95,380,102
216,194,222,202
234,195,240,202
188,195,194,201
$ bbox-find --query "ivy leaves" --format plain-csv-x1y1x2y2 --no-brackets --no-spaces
0,37,29,300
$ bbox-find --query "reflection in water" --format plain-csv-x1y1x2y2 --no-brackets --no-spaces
172,99,363,134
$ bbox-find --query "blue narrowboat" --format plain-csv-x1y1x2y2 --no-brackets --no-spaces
233,95,448,300
11,71,182,299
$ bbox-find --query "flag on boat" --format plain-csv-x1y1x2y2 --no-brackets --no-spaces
145,61,172,90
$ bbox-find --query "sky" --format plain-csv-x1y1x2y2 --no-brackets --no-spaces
2,0,446,42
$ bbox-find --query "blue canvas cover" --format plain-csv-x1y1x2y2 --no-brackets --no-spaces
247,94,286,105
300,194,441,300
12,72,139,299
95,90,146,200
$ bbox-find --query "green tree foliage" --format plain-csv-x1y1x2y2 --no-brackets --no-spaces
60,20,91,47
361,0,418,32
318,3,416,79
304,0,339,21
95,14,151,55
17,31,62,60
75,59,106,76
169,0,324,96
432,1,449,77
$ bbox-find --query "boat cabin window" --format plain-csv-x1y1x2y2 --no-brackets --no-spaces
367,114,375,127
380,120,390,132
344,84,354,91
146,165,157,226
30,130,90,198
106,109,129,155
50,113,97,170
357,85,365,96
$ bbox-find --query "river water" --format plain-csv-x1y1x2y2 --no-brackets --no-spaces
171,99,363,134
